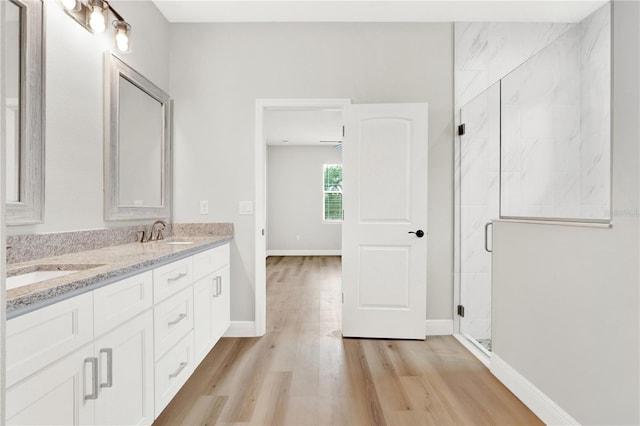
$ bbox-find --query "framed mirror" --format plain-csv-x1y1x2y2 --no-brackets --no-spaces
104,53,172,221
2,0,45,225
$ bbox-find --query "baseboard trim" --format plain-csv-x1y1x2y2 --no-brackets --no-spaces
224,321,257,337
425,319,453,336
491,353,580,425
453,334,490,368
267,250,342,256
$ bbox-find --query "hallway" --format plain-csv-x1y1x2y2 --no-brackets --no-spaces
154,256,542,425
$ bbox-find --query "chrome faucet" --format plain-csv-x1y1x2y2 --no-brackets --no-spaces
150,219,168,241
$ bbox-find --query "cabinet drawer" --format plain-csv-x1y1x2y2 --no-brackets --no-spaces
93,271,153,337
153,257,192,303
154,287,193,360
154,331,194,417
192,244,229,282
6,292,94,388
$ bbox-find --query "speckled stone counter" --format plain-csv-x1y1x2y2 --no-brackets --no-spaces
7,235,232,318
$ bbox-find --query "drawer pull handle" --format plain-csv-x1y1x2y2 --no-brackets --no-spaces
169,362,188,379
168,313,187,327
84,357,99,400
217,276,222,296
212,276,220,298
167,272,188,282
100,348,113,388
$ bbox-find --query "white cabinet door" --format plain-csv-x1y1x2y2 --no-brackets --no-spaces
93,310,154,426
193,262,230,366
211,265,231,343
6,344,95,425
193,273,216,365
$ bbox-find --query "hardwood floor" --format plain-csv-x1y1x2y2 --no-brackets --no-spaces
154,256,542,426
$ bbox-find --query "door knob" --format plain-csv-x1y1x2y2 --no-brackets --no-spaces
408,230,425,238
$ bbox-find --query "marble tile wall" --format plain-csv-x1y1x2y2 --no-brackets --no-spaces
500,24,582,218
579,4,611,219
500,3,611,220
455,22,572,109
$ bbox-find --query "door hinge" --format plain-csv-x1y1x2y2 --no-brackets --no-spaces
458,123,466,136
457,304,465,317
342,293,344,304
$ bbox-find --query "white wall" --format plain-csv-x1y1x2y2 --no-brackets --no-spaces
7,0,170,235
170,23,454,321
492,2,639,423
267,146,341,254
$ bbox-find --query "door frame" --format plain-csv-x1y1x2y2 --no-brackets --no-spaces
253,98,351,336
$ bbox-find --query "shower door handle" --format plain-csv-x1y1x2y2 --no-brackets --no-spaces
484,222,493,253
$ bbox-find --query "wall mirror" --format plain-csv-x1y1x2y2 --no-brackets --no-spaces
104,53,172,221
2,0,45,225
500,3,611,223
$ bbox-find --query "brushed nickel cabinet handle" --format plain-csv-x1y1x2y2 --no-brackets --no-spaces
168,313,187,327
167,272,187,282
99,348,113,388
169,362,188,379
84,357,99,400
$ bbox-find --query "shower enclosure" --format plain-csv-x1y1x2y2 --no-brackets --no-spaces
458,82,500,353
455,2,611,357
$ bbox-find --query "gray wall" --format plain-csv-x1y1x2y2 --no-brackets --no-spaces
267,146,341,253
492,2,639,423
170,23,454,321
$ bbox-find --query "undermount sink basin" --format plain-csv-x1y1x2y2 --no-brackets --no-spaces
6,264,104,291
165,241,194,245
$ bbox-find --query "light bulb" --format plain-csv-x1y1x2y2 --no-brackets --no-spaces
113,21,132,53
60,0,77,11
115,31,129,52
89,7,106,33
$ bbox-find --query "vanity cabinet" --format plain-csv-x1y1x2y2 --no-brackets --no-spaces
6,272,155,426
5,243,231,425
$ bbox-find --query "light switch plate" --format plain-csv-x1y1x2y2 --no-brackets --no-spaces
199,200,209,215
239,201,253,215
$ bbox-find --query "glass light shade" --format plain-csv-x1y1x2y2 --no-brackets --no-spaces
60,0,78,11
113,21,131,53
88,3,106,33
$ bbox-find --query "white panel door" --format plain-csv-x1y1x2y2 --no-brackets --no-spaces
342,103,428,339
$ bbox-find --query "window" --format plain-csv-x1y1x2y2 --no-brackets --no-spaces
323,164,342,221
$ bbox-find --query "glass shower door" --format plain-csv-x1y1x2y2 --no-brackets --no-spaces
458,82,500,352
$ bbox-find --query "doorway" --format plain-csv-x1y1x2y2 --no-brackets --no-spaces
254,99,351,335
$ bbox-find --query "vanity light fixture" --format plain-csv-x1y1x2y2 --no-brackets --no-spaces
60,0,132,52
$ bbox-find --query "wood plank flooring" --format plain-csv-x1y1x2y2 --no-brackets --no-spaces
154,256,542,426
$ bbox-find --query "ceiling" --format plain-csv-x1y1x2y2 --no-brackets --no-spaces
152,0,607,24
265,109,342,147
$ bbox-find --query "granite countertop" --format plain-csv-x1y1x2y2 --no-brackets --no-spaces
6,235,232,318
